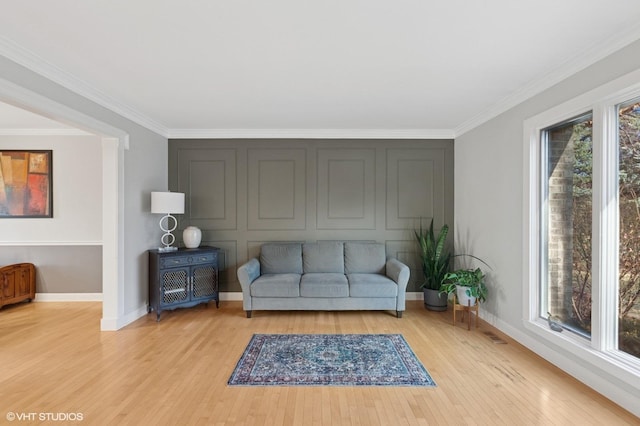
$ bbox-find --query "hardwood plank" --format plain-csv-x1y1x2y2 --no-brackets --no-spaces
0,301,637,425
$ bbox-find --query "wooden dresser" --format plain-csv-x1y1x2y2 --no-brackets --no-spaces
0,263,36,309
148,247,220,321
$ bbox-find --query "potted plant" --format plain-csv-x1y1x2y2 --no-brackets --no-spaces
439,267,487,306
415,219,451,311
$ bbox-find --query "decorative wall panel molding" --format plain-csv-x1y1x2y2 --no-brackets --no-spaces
247,149,306,230
202,239,237,287
386,148,447,230
176,148,237,230
169,139,453,292
317,148,375,229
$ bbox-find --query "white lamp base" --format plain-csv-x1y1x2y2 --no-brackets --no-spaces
158,213,178,252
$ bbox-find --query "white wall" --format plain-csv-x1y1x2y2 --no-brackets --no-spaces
0,134,103,294
0,55,167,328
0,134,102,243
455,39,640,416
124,128,169,312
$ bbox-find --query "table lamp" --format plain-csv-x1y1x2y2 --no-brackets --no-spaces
151,191,185,252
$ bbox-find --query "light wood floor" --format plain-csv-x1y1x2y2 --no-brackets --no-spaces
0,301,637,425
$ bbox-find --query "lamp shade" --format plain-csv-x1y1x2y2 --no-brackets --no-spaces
151,191,185,214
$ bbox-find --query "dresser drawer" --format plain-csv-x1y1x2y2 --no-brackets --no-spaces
189,252,217,265
159,252,216,268
160,256,190,268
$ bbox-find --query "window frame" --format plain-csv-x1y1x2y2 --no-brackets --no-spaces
539,112,594,339
523,68,640,389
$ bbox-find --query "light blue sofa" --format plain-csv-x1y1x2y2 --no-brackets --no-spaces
236,241,410,318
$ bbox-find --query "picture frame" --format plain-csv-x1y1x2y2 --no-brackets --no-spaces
0,150,53,218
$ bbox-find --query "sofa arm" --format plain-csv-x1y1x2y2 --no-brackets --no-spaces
237,258,261,312
386,258,410,313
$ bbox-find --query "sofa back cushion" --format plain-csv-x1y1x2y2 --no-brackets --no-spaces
344,242,386,274
260,243,303,274
303,241,344,273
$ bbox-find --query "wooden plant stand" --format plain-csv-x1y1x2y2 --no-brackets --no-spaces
453,297,479,330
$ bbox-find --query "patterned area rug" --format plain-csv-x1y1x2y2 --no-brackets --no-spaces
227,334,436,387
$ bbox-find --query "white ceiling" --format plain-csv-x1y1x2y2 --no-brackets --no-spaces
1,1,640,138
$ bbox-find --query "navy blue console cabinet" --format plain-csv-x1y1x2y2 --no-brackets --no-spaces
148,246,219,321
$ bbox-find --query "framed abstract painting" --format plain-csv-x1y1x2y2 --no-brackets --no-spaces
0,150,53,218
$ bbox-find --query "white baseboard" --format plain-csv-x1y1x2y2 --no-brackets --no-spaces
218,291,424,302
31,293,144,331
478,310,640,419
34,291,423,302
405,292,423,301
37,291,424,329
35,292,103,302
118,305,148,330
219,292,243,301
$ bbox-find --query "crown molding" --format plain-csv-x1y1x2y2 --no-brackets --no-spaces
0,241,102,246
0,36,168,138
167,128,455,140
5,22,639,142
0,128,92,136
454,23,640,138
0,77,130,149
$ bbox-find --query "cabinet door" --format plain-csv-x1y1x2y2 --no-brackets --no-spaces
2,271,15,299
191,265,217,300
160,267,189,306
15,267,32,298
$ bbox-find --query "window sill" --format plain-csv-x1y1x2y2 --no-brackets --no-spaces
523,318,640,391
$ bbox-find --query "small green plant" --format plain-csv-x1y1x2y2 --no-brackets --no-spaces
439,267,488,303
414,219,451,290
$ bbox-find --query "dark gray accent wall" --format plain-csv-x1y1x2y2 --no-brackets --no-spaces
169,139,454,292
0,246,102,293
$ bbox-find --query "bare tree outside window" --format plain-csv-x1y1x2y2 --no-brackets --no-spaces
618,99,640,358
542,102,640,359
544,114,593,337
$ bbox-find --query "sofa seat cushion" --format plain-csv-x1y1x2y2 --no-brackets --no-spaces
251,274,301,297
300,273,349,298
347,274,398,298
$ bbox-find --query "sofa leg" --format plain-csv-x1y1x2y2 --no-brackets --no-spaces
396,311,403,318
246,310,252,318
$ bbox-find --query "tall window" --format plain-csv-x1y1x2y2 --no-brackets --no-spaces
524,73,640,413
618,98,640,359
542,113,593,337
